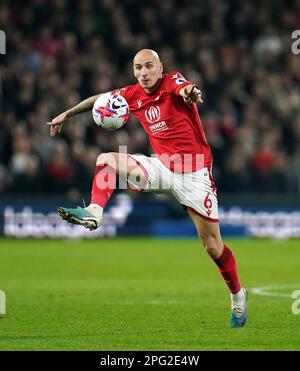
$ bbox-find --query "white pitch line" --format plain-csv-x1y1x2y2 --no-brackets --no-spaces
0,290,6,316
250,284,300,298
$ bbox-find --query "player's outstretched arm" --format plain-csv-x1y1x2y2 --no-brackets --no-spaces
47,93,104,137
179,84,203,105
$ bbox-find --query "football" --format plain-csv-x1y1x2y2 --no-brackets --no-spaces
92,92,129,131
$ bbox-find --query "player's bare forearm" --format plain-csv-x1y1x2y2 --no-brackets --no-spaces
67,94,101,117
47,93,106,136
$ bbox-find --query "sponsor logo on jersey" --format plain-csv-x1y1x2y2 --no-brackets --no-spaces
149,121,168,134
137,100,142,108
145,106,161,124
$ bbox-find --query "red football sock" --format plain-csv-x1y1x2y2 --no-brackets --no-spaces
91,165,116,208
213,244,241,294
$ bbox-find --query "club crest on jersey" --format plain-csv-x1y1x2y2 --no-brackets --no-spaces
137,100,142,108
145,106,161,124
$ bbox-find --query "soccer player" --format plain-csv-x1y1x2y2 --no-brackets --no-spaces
47,49,247,328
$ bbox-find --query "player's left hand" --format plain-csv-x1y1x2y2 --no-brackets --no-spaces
47,110,71,137
183,84,203,104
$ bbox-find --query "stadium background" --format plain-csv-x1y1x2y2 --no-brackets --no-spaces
0,0,300,352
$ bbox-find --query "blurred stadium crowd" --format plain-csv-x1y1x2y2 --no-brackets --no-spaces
0,0,300,199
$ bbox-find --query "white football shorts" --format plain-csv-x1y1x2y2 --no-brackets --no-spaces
128,154,219,222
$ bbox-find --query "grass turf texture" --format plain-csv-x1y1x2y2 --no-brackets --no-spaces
0,238,299,350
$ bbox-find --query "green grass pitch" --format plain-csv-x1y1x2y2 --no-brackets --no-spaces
0,237,299,350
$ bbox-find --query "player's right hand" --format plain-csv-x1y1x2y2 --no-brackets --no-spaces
47,111,71,137
183,84,203,104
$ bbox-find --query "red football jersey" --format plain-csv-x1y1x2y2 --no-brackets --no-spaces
115,71,212,172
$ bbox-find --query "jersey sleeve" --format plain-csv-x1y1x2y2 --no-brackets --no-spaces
112,86,129,100
112,84,138,103
166,71,193,95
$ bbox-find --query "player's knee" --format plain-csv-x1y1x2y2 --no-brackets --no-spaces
201,233,222,258
96,152,118,169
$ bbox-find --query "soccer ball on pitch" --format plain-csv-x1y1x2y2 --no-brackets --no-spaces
92,92,129,131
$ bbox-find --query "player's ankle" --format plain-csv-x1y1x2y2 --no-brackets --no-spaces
86,204,103,217
230,287,246,306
